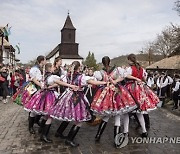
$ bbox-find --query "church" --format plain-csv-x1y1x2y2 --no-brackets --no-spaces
46,14,83,66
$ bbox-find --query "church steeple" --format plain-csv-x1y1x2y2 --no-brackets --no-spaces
61,14,76,43
62,14,76,30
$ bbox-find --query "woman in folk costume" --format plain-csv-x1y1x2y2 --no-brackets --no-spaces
25,63,78,143
124,54,159,137
22,56,46,134
90,56,137,148
52,57,71,139
50,61,107,147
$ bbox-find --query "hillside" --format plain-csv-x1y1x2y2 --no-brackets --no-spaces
106,54,164,67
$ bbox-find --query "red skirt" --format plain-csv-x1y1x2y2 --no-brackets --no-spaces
125,81,159,112
91,84,137,116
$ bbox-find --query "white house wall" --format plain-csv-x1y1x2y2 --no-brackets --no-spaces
47,54,83,66
62,59,82,66
3,49,9,64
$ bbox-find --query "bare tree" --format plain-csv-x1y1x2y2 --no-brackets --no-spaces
140,42,155,65
149,25,179,58
174,0,180,16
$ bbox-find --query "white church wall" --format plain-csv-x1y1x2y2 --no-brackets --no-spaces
62,59,83,66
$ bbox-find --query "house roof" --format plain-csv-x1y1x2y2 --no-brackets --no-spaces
46,45,59,59
0,37,11,46
146,55,180,69
62,15,76,30
46,44,83,60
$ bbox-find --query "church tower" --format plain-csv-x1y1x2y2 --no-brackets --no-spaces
59,14,82,58
46,13,83,65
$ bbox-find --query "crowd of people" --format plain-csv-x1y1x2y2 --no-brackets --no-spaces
0,54,179,149
146,70,180,110
0,64,27,103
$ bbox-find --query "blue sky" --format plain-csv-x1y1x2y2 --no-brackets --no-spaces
0,0,179,63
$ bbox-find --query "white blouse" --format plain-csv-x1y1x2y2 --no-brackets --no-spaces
115,67,126,78
93,67,125,81
47,75,61,85
80,75,95,86
29,67,43,81
93,71,103,81
57,74,95,86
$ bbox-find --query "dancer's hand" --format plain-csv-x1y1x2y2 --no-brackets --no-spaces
40,84,44,89
109,78,117,85
136,78,142,83
70,85,79,91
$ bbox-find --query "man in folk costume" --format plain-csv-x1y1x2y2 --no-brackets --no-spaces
172,74,180,110
147,72,155,89
156,72,169,107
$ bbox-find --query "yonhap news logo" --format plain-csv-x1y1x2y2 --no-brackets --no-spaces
114,134,180,145
131,137,180,144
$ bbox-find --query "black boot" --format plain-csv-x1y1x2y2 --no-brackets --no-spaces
40,124,52,143
29,116,35,134
55,121,69,139
38,119,47,134
161,98,165,107
65,125,80,147
143,114,150,129
133,113,141,130
114,126,121,138
141,132,148,137
34,115,42,126
114,126,121,147
95,120,107,142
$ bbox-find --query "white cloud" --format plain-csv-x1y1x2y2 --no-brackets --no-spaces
0,0,179,63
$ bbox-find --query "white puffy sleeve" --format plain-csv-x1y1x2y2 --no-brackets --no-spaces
61,68,67,76
93,71,102,81
142,69,148,79
60,75,68,82
116,67,125,78
47,75,61,85
29,67,42,81
81,75,95,86
124,67,132,77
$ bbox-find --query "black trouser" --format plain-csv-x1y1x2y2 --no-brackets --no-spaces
13,86,18,95
157,87,167,106
157,87,167,98
1,82,9,99
166,85,171,98
0,83,3,97
173,92,179,108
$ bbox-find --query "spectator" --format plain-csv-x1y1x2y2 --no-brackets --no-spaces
157,72,169,107
147,72,155,89
0,66,9,104
166,73,174,98
11,70,23,95
172,74,180,110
